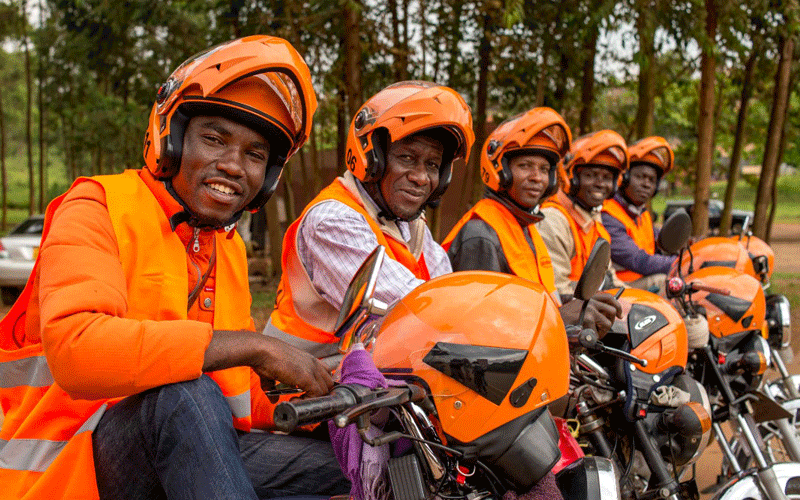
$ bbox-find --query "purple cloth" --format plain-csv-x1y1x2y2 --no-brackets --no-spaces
502,471,564,500
328,347,390,500
602,194,675,276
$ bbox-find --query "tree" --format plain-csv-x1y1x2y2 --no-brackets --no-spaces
692,0,717,237
719,37,760,235
753,35,795,240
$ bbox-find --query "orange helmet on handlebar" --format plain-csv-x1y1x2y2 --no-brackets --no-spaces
372,271,569,488
143,35,317,212
678,237,757,279
561,130,628,199
345,81,474,208
480,107,571,198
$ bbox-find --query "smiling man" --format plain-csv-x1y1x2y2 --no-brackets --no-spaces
536,130,629,296
602,136,678,291
0,36,351,500
266,81,474,357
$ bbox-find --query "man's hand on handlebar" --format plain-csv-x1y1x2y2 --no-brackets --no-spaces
559,292,623,337
204,330,334,398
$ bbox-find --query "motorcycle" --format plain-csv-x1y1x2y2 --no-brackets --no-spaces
563,211,713,500
273,244,621,500
678,217,796,407
669,236,800,499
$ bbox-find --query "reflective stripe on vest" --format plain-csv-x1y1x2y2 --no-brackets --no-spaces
602,198,656,282
0,355,52,389
541,191,611,281
270,176,431,354
442,198,557,295
0,404,106,472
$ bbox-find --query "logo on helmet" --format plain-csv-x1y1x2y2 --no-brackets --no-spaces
635,315,657,331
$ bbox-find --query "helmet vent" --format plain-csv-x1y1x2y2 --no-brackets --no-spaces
422,342,527,405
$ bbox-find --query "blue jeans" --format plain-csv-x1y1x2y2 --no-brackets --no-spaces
92,375,350,500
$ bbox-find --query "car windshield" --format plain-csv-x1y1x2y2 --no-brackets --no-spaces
9,217,44,236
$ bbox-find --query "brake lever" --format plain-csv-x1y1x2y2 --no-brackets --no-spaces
334,385,425,428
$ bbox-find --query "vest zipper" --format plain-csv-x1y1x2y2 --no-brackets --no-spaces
191,228,200,253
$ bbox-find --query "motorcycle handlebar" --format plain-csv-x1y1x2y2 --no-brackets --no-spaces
273,384,371,433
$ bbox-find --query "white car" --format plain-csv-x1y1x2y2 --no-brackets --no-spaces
0,215,44,303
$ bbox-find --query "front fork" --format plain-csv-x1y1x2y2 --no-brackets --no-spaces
714,417,790,500
771,347,800,400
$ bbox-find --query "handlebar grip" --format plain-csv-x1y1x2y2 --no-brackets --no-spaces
273,385,360,433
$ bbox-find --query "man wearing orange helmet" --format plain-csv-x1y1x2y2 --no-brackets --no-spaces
266,81,474,358
601,136,677,291
442,109,621,334
0,37,349,500
536,130,628,296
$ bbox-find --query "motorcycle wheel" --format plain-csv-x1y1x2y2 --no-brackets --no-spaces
711,462,800,500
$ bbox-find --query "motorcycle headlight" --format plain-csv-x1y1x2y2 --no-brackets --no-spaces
657,401,713,466
766,295,792,349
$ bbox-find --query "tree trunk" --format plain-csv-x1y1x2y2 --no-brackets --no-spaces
388,0,402,80
634,5,656,139
310,119,322,195
463,14,491,208
719,42,758,235
343,0,362,118
579,24,598,135
38,49,45,212
420,0,427,77
400,0,410,80
21,0,35,215
553,51,568,110
337,88,347,169
766,94,791,243
0,81,6,230
446,1,463,87
535,38,551,107
692,0,717,237
282,163,297,225
753,36,794,239
265,194,283,278
37,0,44,212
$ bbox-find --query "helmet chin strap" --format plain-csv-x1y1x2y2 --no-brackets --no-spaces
569,192,603,213
164,179,243,231
484,188,543,225
361,179,425,223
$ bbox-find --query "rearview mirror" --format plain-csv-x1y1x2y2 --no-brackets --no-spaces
658,209,692,255
335,246,388,354
574,238,610,301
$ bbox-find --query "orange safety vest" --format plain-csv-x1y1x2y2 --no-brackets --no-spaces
602,198,656,282
0,170,252,499
541,191,611,282
270,177,430,355
442,198,557,295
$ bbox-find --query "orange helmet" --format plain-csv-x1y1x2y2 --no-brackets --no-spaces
562,130,628,199
678,237,756,279
622,136,674,196
371,271,568,488
733,234,774,286
684,267,766,341
345,81,474,208
372,271,568,443
608,287,688,375
143,35,317,211
480,107,571,198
